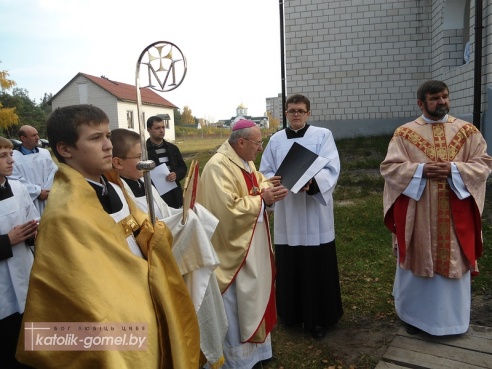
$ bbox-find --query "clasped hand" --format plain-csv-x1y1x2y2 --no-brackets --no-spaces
8,219,38,246
423,161,451,181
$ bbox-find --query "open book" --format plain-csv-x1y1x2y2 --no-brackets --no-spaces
182,159,199,224
275,142,330,193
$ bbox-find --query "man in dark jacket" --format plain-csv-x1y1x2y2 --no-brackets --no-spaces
146,116,187,208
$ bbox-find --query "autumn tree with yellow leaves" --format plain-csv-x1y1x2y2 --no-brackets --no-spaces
0,69,19,131
267,112,279,131
181,106,196,126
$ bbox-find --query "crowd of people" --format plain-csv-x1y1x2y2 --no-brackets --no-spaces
1,80,490,369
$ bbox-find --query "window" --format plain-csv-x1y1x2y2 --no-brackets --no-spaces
78,83,88,104
442,0,471,67
127,111,134,129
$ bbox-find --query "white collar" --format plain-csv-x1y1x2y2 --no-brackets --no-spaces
421,114,448,124
289,123,306,133
242,160,252,173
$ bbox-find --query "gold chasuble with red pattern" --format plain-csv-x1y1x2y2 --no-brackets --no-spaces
381,116,492,278
198,140,277,343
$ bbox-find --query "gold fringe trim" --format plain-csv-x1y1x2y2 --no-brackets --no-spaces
209,356,225,369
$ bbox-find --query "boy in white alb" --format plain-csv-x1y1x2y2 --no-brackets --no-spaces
0,136,39,369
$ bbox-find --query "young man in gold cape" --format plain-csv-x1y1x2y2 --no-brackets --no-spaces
16,105,200,368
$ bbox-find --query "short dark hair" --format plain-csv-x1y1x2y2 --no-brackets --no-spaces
110,128,141,159
47,105,109,163
146,116,164,130
417,80,449,101
285,94,310,112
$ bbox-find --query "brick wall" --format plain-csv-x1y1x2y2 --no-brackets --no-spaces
284,0,491,135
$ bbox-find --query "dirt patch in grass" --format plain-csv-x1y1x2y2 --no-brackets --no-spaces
263,279,492,369
267,318,399,369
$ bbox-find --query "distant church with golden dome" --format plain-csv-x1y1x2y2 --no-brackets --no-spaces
219,103,269,129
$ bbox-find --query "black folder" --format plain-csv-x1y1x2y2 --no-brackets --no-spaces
275,142,326,192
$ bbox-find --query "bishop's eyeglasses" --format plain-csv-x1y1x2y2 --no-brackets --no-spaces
243,138,264,147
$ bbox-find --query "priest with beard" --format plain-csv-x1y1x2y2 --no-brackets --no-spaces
380,80,492,335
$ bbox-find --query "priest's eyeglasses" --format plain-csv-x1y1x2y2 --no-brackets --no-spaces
243,138,264,147
286,109,308,116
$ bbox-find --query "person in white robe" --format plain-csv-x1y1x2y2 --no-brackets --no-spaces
198,120,289,369
260,94,343,341
0,137,39,369
10,125,57,215
380,80,492,335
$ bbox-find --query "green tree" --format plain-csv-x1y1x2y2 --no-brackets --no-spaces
173,107,182,126
40,92,53,116
0,88,49,137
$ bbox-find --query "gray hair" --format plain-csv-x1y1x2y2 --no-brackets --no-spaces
228,127,255,145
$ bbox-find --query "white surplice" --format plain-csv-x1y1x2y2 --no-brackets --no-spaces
11,148,57,215
260,126,340,246
0,180,39,319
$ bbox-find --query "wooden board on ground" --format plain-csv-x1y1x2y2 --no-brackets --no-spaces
375,325,492,369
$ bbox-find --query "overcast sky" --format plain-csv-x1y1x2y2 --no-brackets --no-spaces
0,0,282,122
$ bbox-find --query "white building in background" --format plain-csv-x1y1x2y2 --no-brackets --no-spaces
283,0,492,143
220,103,269,129
236,103,248,117
50,72,177,141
